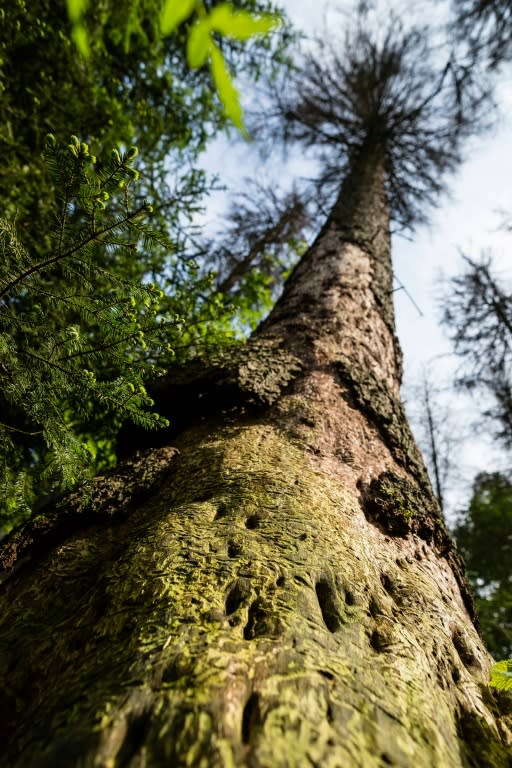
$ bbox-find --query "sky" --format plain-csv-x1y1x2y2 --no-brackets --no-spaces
201,0,512,518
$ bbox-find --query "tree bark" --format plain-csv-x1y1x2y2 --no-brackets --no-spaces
1,142,511,767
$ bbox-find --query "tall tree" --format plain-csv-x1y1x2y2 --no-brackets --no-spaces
1,16,511,767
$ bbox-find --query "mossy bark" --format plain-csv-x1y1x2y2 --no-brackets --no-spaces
1,143,511,767
1,415,511,767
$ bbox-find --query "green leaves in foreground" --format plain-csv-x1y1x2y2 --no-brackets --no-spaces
182,3,278,132
209,43,244,134
66,0,279,132
489,660,512,691
66,0,90,57
160,0,196,35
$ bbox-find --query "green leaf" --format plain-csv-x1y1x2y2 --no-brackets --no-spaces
209,43,246,134
209,4,277,40
187,20,212,68
71,23,90,58
160,0,196,36
66,0,89,24
489,659,512,691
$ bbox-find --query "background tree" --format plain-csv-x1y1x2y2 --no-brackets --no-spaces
253,9,488,232
453,471,512,658
202,181,310,331
440,0,512,665
404,373,461,512
1,12,510,766
442,254,512,448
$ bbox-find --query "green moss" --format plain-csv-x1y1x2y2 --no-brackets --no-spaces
360,469,479,625
0,446,179,581
0,422,506,766
379,476,415,519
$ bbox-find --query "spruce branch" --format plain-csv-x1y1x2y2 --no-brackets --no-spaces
0,205,152,302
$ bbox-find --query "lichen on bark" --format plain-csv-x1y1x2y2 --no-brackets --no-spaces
334,357,428,485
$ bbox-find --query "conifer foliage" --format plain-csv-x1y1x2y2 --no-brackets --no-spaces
0,0,291,528
0,136,177,526
452,0,512,68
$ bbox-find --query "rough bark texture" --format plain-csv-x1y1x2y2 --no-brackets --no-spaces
1,144,511,767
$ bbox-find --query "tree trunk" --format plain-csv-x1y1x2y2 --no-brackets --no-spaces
1,142,511,767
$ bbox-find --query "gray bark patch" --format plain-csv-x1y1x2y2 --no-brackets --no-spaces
370,628,391,654
451,626,481,673
380,572,399,601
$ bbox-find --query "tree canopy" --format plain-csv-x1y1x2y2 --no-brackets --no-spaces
252,12,489,233
451,0,512,69
2,5,512,763
0,0,291,526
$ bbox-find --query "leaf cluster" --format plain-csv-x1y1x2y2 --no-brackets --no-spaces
0,0,293,525
489,659,512,691
64,0,287,134
1,0,289,263
159,0,279,132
